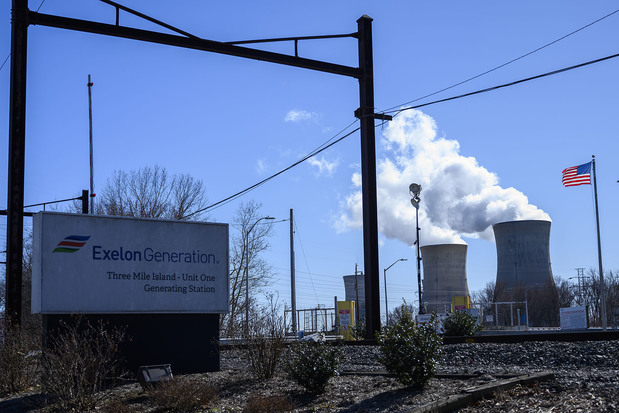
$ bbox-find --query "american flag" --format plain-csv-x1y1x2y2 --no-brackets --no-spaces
562,162,591,187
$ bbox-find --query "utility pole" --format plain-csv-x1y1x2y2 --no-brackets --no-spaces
6,0,28,326
356,16,381,340
354,263,359,326
87,74,95,214
290,208,297,334
576,267,585,305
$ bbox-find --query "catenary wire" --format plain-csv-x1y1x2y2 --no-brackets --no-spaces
293,218,320,306
3,3,615,220
190,50,617,217
0,0,48,72
182,120,360,218
389,52,619,116
381,8,619,113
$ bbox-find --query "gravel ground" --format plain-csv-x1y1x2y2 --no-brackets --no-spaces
1,340,617,412
214,340,619,412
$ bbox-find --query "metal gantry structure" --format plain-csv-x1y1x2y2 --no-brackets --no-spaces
7,0,389,339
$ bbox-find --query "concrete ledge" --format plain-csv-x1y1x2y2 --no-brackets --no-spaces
411,371,555,413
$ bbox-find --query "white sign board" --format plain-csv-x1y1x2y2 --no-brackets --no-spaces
416,313,445,333
338,309,351,328
560,306,587,330
32,212,229,314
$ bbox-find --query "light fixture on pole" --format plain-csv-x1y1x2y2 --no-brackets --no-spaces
409,183,423,314
383,258,407,325
244,215,275,336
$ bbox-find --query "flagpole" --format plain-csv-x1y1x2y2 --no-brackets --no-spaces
591,155,607,331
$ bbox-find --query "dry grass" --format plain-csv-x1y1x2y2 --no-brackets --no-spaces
0,322,39,396
145,377,218,411
243,393,296,413
40,318,125,411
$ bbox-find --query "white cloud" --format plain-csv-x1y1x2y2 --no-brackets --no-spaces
307,155,339,176
256,159,267,174
335,110,550,246
284,109,320,122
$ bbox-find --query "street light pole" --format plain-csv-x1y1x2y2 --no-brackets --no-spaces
383,258,407,325
244,215,275,336
290,208,297,335
409,183,423,314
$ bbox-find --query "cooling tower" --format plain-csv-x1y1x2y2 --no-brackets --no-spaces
420,244,470,313
493,220,554,291
493,220,558,326
343,274,365,322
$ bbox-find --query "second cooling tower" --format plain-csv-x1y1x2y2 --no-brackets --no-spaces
493,220,554,292
493,219,558,326
421,244,470,313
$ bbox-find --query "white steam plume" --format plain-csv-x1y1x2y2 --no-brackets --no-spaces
336,110,550,246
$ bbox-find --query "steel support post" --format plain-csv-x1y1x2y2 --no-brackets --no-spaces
357,16,380,339
7,6,378,336
416,206,423,313
6,0,29,326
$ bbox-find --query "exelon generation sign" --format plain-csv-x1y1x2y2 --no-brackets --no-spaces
32,212,229,314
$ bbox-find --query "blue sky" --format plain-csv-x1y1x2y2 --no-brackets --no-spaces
2,1,619,318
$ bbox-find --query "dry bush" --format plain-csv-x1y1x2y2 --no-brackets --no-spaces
146,377,218,411
0,321,40,396
98,398,137,413
40,318,126,411
244,294,287,379
243,393,295,413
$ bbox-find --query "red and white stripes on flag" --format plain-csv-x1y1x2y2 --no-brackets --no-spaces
562,162,591,187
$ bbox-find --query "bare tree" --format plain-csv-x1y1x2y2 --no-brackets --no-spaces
93,165,208,221
582,268,619,327
0,232,41,341
243,293,287,379
221,201,275,338
20,233,40,338
472,281,495,311
389,300,416,326
0,274,5,315
607,270,619,327
554,276,576,309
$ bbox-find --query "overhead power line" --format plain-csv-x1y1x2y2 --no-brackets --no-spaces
294,219,320,306
0,0,48,72
4,4,615,217
382,8,619,113
186,11,619,214
182,120,360,217
390,51,619,115
191,50,618,215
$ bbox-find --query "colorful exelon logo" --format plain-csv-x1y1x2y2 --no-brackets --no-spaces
52,235,91,253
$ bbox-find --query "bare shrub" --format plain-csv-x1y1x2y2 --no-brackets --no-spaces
244,294,287,379
222,201,275,338
0,321,39,396
146,377,218,411
243,393,295,412
40,318,125,411
351,317,366,340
